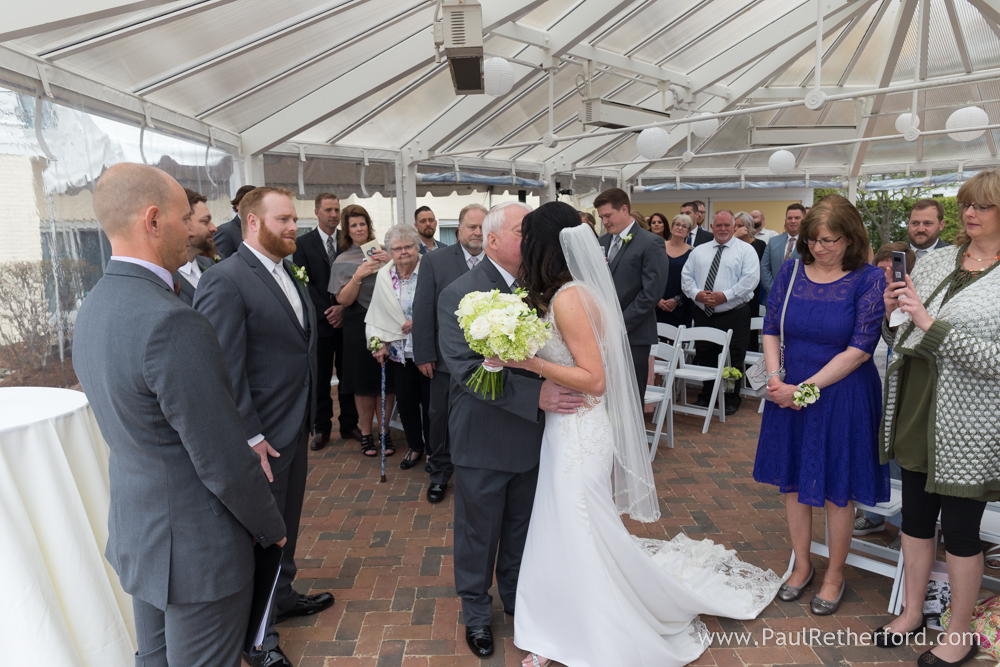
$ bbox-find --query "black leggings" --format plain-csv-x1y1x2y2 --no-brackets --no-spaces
900,468,987,557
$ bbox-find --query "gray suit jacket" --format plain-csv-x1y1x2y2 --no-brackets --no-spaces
412,243,473,373
194,244,317,449
73,260,285,609
598,225,669,347
213,214,243,259
172,255,215,306
761,233,801,293
438,259,545,472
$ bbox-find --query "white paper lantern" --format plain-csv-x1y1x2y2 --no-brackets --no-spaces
768,149,796,175
636,127,670,160
483,57,515,97
895,113,919,134
691,115,719,139
946,106,989,142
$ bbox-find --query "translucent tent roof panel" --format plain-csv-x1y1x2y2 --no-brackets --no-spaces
769,25,851,88
590,0,705,60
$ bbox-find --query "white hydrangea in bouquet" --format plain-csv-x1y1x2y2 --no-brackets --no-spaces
455,288,551,399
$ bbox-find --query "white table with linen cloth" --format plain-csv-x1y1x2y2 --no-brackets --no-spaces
0,386,135,667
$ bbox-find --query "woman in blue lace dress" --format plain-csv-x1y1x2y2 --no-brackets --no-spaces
753,195,889,616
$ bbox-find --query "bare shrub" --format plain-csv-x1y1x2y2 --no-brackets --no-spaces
0,261,52,380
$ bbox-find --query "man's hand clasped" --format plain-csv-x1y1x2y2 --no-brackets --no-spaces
252,439,280,482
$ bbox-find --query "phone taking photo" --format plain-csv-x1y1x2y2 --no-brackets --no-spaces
891,250,908,284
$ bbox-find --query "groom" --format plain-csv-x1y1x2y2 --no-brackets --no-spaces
438,201,587,658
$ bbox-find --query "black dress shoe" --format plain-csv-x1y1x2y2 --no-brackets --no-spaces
427,483,446,504
250,646,292,667
275,592,335,624
341,427,363,442
425,461,432,473
399,450,423,470
309,432,329,451
693,396,711,408
465,625,494,658
724,401,740,416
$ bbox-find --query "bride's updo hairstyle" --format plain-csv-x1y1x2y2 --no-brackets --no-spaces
519,201,584,315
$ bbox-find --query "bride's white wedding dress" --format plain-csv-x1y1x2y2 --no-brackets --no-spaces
513,281,783,667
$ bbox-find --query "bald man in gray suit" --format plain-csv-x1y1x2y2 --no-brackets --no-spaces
73,163,287,667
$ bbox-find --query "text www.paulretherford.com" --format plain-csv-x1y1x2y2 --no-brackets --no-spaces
704,629,980,647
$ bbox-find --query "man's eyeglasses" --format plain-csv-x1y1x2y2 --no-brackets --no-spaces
957,202,997,214
390,244,417,253
805,237,841,249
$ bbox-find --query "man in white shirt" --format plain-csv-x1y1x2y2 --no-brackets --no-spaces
415,206,450,254
681,209,760,414
907,198,950,259
752,210,777,244
173,188,217,305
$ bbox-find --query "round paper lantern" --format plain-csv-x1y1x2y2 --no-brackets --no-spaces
691,115,719,139
946,106,989,142
636,127,670,160
768,149,796,175
895,113,919,134
483,57,515,97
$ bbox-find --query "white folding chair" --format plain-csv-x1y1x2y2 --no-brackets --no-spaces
657,322,680,343
672,326,732,434
742,317,764,398
645,342,680,461
653,325,684,379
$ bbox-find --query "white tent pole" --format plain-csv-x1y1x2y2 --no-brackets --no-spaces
814,0,823,91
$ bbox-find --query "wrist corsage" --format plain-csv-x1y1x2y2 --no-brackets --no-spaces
367,336,383,353
793,383,820,407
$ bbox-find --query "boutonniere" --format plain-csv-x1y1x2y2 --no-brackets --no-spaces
292,264,309,285
621,233,634,246
213,255,222,263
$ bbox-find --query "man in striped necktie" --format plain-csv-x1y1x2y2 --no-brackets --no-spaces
680,210,761,415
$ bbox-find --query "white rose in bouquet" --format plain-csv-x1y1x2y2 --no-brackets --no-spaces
469,316,492,340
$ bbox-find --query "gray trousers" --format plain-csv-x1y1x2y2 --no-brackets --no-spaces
262,427,310,651
427,370,455,486
132,580,253,667
453,464,539,627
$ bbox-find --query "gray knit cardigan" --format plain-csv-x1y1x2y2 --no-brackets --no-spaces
882,244,1000,498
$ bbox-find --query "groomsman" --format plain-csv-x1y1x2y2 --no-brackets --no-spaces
907,199,950,259
761,203,805,295
415,206,449,254
293,192,361,451
194,187,332,667
596,188,669,401
411,203,487,503
173,188,216,306
74,163,287,667
680,201,713,246
213,184,255,259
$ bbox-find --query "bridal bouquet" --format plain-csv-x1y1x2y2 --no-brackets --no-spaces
455,288,551,399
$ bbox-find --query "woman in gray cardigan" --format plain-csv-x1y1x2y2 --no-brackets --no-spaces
875,169,1000,667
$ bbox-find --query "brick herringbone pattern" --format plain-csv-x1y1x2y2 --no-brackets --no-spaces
278,394,952,667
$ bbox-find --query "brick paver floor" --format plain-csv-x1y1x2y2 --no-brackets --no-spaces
279,390,988,667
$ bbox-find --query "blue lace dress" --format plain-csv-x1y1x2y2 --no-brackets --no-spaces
753,260,890,508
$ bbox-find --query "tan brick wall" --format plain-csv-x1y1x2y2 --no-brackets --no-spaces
0,154,42,263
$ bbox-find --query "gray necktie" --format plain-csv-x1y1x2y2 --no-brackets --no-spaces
608,236,623,262
703,244,726,316
510,279,519,290
326,235,335,265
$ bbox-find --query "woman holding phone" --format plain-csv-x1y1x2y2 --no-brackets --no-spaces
875,169,1000,667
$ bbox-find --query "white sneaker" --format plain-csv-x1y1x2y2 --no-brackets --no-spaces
853,516,885,536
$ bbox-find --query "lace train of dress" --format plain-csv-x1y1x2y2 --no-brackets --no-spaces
513,283,783,667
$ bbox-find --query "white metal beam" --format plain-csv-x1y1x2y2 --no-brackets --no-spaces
838,0,893,85
749,86,869,99
943,0,973,73
0,0,178,42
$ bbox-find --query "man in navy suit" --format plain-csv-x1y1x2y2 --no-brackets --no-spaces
213,184,255,259
680,201,713,246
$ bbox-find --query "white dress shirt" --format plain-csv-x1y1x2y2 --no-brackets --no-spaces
755,228,778,244
177,259,204,288
487,257,517,289
110,256,173,290
680,236,761,313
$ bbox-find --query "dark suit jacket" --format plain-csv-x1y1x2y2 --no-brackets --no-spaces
73,260,285,609
292,228,342,338
194,245,318,449
598,225,669,347
438,259,544,472
213,213,243,259
689,226,714,247
412,243,474,373
419,239,451,255
172,255,215,306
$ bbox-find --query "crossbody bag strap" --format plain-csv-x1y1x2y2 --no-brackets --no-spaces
778,259,799,369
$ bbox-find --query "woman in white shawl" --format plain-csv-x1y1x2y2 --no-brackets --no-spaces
366,225,431,470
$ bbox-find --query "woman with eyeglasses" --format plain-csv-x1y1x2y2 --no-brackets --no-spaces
366,224,431,469
873,169,1000,667
656,214,695,327
753,194,889,617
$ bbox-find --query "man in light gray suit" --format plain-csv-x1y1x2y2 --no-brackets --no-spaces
438,201,586,659
194,187,330,667
595,188,669,402
73,163,287,667
411,203,487,503
760,203,806,300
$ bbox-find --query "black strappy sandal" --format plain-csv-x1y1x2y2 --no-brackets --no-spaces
360,434,378,457
383,433,395,456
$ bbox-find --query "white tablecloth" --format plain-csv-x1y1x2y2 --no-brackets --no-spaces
0,387,135,667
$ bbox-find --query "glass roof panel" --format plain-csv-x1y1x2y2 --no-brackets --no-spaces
954,0,1000,71
591,0,703,58
769,25,849,87
516,0,582,30
843,0,905,86
814,3,885,86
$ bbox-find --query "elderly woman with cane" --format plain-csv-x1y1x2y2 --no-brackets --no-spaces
873,169,1000,667
367,225,431,471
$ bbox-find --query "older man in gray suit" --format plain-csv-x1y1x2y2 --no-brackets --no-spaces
595,188,669,401
194,187,330,667
438,201,586,659
73,163,287,667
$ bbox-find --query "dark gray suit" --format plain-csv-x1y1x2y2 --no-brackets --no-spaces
172,255,214,306
438,258,545,627
688,226,714,247
412,243,476,485
73,260,285,667
193,243,317,652
598,224,669,399
213,213,243,259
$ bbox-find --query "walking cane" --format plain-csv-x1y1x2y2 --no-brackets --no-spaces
380,362,387,483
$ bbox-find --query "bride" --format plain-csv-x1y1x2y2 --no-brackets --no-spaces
489,202,783,667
